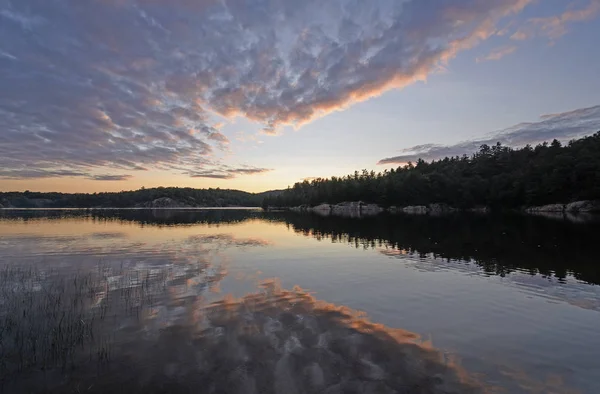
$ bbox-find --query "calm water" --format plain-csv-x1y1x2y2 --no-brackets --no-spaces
1,209,599,393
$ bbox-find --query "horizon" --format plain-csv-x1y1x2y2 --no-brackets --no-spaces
2,0,600,193
2,130,598,196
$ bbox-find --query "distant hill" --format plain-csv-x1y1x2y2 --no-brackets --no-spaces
0,187,281,208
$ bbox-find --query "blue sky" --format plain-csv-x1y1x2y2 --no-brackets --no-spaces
1,0,599,192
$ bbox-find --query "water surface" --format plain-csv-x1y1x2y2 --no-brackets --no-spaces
1,209,599,393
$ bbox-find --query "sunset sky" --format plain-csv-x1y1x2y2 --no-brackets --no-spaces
1,0,599,193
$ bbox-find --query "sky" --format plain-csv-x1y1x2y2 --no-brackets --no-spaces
1,0,599,193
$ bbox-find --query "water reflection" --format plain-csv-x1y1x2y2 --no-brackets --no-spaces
0,208,261,226
2,209,599,286
262,212,600,285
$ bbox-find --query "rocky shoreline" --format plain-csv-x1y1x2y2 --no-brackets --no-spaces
270,200,600,219
290,202,384,218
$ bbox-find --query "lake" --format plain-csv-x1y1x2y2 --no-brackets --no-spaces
0,209,599,393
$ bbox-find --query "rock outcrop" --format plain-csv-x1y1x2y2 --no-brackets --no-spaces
565,200,600,213
330,202,382,218
362,203,384,215
290,204,310,212
310,204,332,216
468,206,489,214
428,203,457,215
391,204,485,215
331,201,362,216
290,201,600,217
525,204,566,213
401,206,428,214
144,197,191,208
525,201,600,214
289,202,384,218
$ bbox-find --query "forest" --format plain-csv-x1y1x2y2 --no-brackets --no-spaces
0,187,269,208
263,132,600,210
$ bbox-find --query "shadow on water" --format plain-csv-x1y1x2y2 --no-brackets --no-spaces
0,266,483,394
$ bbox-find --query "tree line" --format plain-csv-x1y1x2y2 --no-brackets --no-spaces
264,132,600,209
0,187,266,208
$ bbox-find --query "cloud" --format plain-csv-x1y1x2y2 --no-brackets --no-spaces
0,168,134,181
188,166,271,180
88,174,133,181
378,105,600,164
510,29,531,41
0,0,541,180
511,0,600,42
476,45,517,62
208,132,229,144
0,169,88,179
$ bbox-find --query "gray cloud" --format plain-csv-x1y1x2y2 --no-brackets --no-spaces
89,174,133,181
378,105,600,164
0,168,133,181
1,0,539,179
188,166,271,180
0,169,88,179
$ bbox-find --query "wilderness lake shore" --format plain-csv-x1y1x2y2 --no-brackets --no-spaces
268,200,600,219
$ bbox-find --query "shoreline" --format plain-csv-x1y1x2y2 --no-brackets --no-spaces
266,200,600,220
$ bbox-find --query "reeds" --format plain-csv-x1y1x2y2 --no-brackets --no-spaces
0,264,169,384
